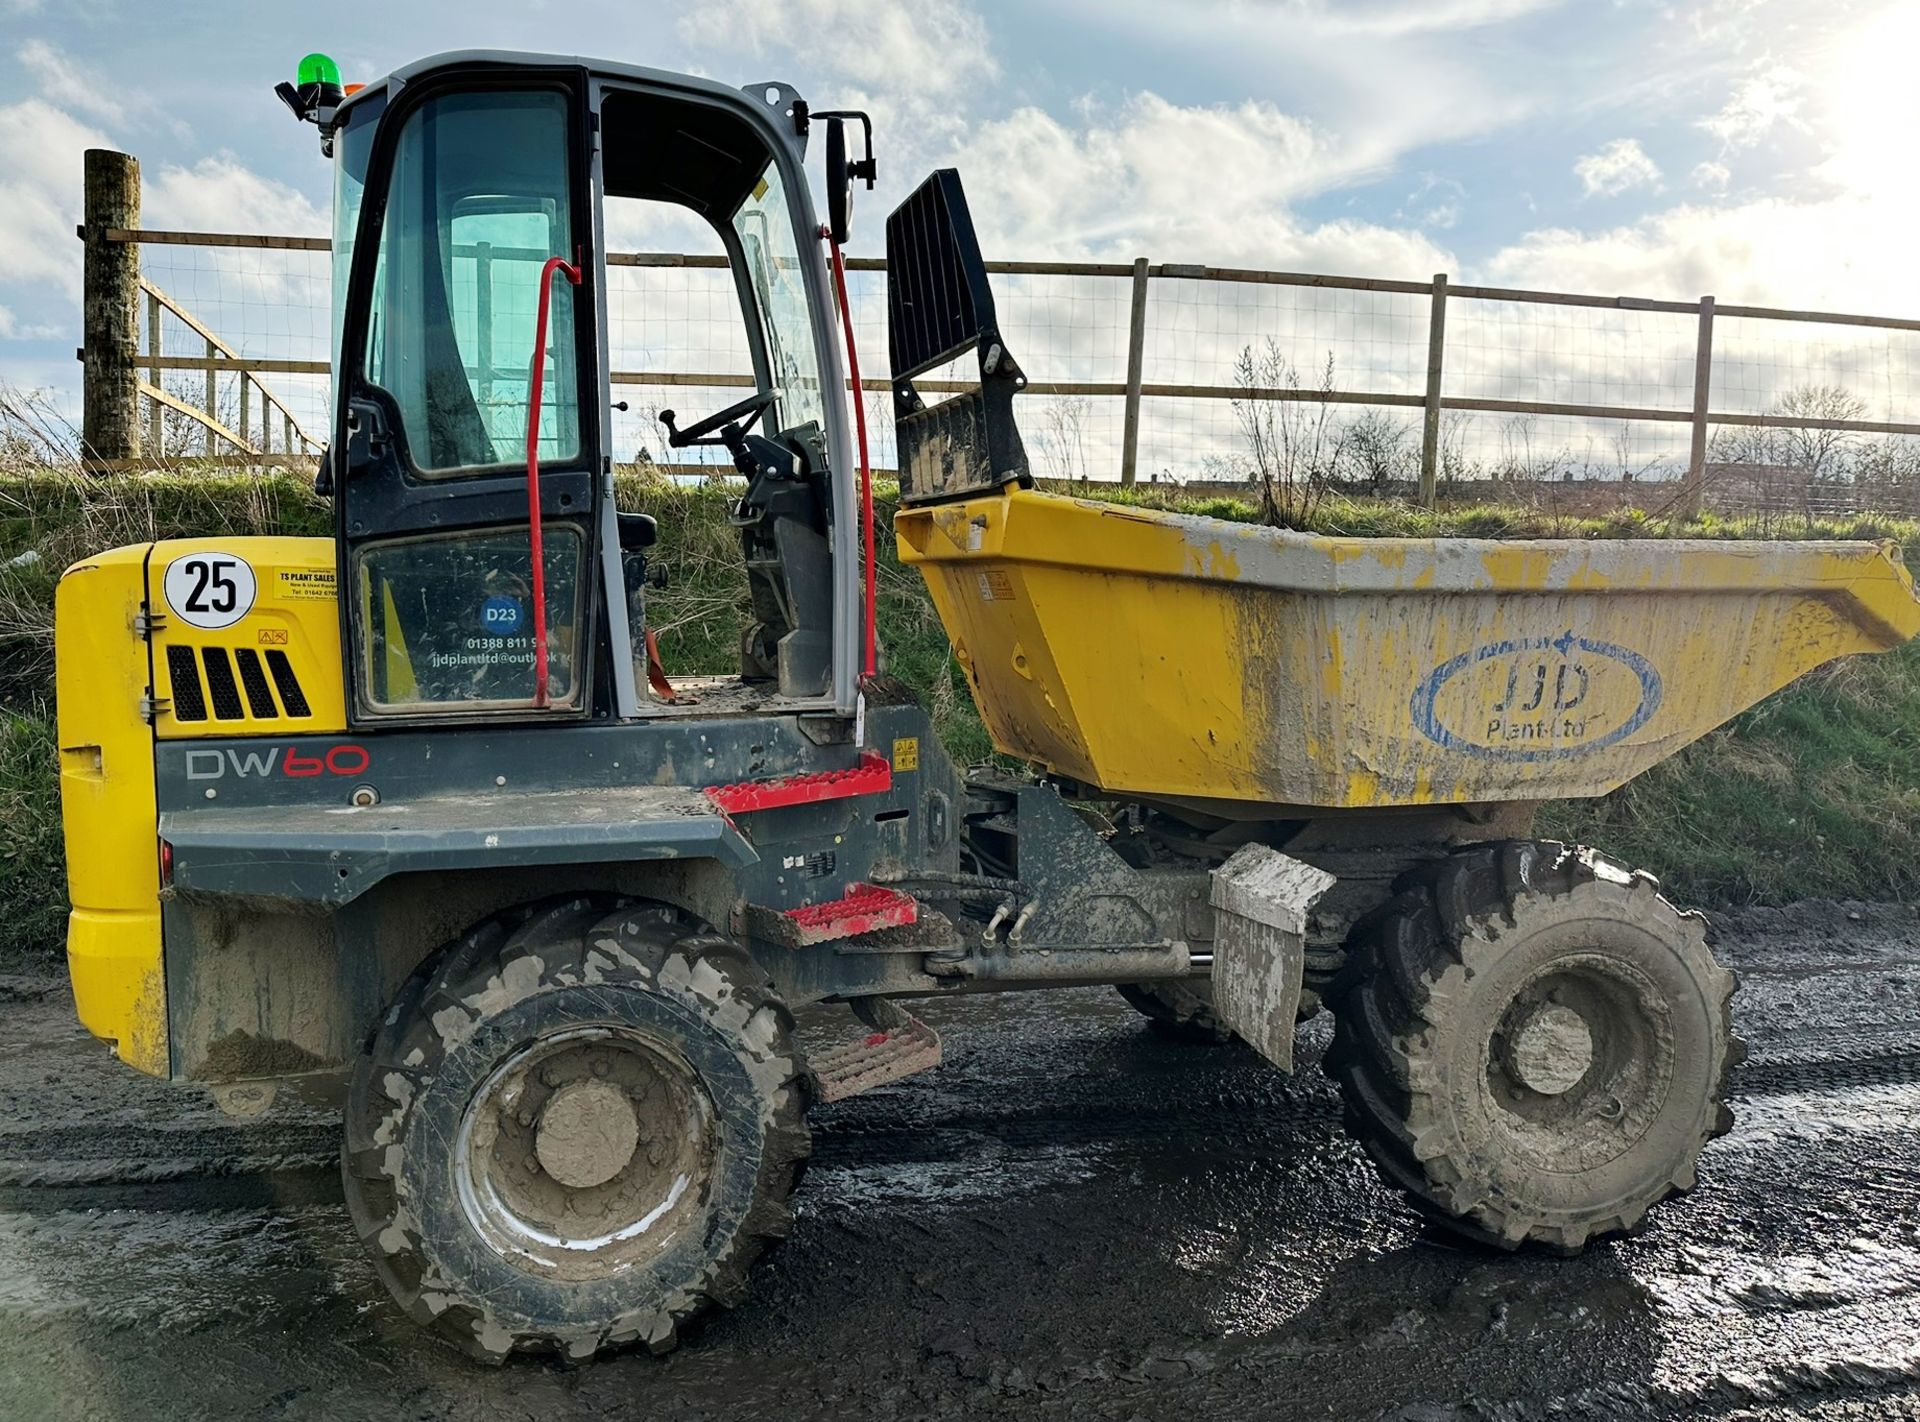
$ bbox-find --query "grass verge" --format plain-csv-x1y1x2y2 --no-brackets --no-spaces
1,467,1916,973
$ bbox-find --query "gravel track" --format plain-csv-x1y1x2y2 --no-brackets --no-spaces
4,900,1920,1420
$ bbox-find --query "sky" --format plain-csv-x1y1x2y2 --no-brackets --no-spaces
1,0,1916,422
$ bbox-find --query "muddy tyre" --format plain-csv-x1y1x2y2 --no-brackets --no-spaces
1326,842,1740,1252
1115,980,1236,1044
342,899,810,1362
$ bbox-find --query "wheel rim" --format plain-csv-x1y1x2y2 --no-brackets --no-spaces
455,1025,717,1280
1482,950,1677,1175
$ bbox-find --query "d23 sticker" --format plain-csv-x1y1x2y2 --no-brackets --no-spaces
1410,631,1662,762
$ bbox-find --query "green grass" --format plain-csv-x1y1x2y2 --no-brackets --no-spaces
1542,643,1920,904
0,705,64,970
2,467,1918,972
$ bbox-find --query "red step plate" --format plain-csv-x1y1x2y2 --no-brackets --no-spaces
782,884,919,945
705,751,892,815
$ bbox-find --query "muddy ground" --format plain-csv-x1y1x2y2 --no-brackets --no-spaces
5,901,1920,1420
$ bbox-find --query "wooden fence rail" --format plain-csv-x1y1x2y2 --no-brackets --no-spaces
137,277,321,457
76,148,1920,509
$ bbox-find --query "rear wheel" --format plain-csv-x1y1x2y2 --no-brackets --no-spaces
342,899,810,1361
1326,842,1740,1252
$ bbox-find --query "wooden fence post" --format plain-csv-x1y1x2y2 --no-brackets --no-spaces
1119,256,1150,485
145,287,162,454
204,337,217,454
1679,295,1715,520
82,149,141,471
1418,272,1448,508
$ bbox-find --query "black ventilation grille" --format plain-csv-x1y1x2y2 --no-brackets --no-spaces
166,645,207,722
200,647,245,720
233,648,278,719
265,649,311,718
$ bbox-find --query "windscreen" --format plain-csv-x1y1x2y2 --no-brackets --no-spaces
360,89,581,475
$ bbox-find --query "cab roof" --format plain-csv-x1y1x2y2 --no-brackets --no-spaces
334,48,807,157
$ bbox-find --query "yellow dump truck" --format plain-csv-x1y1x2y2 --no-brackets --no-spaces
51,49,1920,1361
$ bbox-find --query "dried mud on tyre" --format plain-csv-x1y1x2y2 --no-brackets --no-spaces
1326,842,1742,1252
341,900,811,1361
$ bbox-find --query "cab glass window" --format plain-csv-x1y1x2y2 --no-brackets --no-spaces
360,89,580,475
355,529,584,711
733,162,826,434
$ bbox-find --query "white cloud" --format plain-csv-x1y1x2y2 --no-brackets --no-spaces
1399,173,1466,230
1699,63,1805,151
20,40,124,126
1573,138,1661,198
1045,0,1533,174
144,157,326,236
678,0,994,99
1480,187,1920,314
0,98,113,298
1312,0,1565,37
943,94,1452,274
1691,160,1731,192
0,303,59,340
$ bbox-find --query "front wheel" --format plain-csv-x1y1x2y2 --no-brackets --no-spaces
1326,842,1741,1252
342,900,810,1361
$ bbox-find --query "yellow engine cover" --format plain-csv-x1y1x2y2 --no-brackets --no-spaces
57,546,167,1075
56,536,341,1078
145,538,345,737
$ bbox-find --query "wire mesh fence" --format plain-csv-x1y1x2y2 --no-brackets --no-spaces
93,217,1920,518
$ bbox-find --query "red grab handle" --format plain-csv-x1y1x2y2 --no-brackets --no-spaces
525,255,581,708
824,229,878,682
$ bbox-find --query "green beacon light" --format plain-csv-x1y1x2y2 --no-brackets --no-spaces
297,53,342,89
276,51,347,153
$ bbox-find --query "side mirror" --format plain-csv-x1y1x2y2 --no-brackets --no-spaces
825,118,853,246
815,110,875,246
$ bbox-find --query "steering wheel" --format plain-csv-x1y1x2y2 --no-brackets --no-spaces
659,390,778,449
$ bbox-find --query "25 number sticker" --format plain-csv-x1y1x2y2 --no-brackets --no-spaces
164,552,257,630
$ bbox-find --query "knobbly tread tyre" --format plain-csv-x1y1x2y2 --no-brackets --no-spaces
1115,980,1235,1044
341,898,811,1362
1326,841,1742,1253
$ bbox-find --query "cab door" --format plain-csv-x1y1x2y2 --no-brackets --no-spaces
331,68,602,724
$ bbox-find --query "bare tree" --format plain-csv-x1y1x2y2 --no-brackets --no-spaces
1852,434,1920,515
1035,394,1094,483
1708,384,1867,518
1610,421,1669,486
1774,384,1866,482
1341,408,1411,493
1227,342,1346,526
1439,408,1475,490
1495,413,1538,483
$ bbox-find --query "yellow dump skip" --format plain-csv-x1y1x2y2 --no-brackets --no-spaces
896,488,1920,811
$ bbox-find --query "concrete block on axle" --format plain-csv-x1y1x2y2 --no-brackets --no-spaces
1208,845,1337,1072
